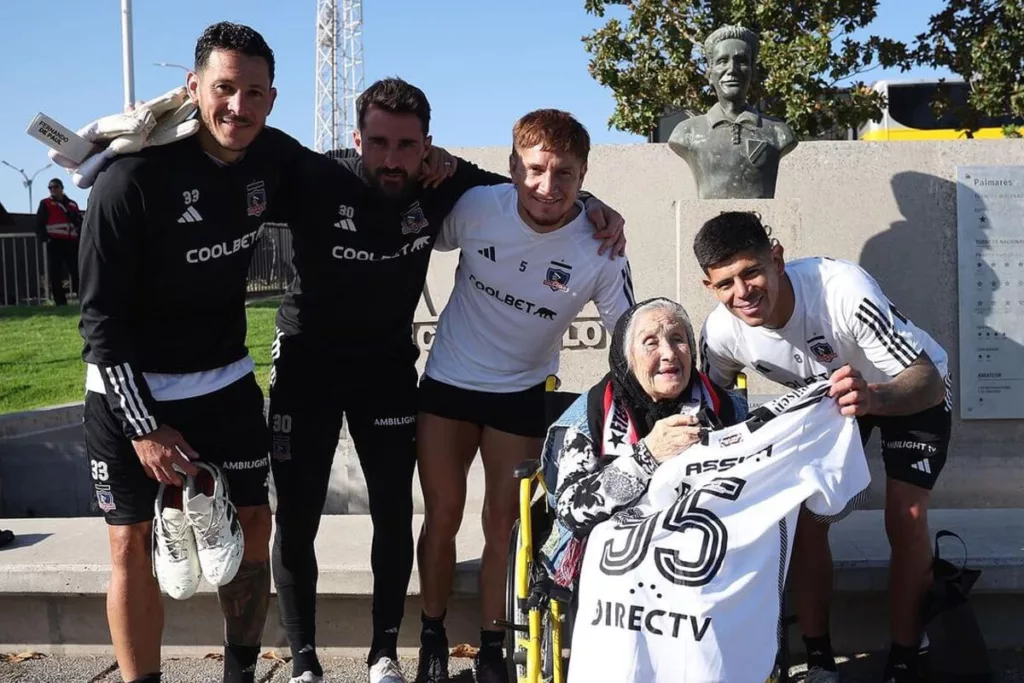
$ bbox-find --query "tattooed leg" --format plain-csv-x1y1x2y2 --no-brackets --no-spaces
219,505,272,683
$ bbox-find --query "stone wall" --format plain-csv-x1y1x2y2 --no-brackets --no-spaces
415,140,1024,509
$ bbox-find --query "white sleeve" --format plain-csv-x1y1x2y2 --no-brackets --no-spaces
593,256,636,332
832,263,927,377
801,402,871,523
435,186,485,252
434,211,461,252
699,314,746,389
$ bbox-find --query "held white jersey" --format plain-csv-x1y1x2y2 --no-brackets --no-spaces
700,257,951,402
425,184,635,392
568,381,870,683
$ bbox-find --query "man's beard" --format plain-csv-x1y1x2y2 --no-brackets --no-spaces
367,166,417,203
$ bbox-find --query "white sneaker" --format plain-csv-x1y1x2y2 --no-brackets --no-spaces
184,461,244,586
289,673,324,683
369,656,406,683
152,481,202,600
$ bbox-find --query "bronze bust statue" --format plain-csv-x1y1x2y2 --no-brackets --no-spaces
668,25,797,199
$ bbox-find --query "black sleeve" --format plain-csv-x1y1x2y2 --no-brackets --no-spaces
433,156,510,213
78,162,163,439
35,201,48,241
268,137,338,230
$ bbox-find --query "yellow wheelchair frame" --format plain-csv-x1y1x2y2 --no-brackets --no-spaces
499,372,794,683
499,374,573,683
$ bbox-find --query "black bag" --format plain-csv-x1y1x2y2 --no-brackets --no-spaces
920,530,993,682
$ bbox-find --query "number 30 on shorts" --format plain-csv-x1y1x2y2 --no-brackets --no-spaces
272,413,292,433
90,459,109,482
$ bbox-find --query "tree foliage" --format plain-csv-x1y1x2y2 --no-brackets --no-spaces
582,0,914,139
913,0,1024,135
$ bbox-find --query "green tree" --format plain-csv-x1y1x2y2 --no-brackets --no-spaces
582,0,913,139
913,0,1024,137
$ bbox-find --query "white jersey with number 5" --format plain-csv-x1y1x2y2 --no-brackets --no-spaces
568,381,870,683
425,184,635,392
700,257,951,407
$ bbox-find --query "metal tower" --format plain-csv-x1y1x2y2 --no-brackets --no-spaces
314,0,364,152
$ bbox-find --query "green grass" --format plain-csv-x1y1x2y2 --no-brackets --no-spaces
0,297,282,414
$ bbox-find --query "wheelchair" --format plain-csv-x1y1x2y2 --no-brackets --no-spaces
498,373,798,683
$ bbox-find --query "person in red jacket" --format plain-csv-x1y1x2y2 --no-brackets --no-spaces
35,178,82,306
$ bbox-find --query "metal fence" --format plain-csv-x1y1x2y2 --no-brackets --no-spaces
247,226,295,296
0,228,296,308
0,233,49,306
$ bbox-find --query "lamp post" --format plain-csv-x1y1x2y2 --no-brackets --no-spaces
121,0,135,111
1,161,54,211
154,61,191,73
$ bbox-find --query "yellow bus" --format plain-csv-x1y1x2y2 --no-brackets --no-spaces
858,78,1023,141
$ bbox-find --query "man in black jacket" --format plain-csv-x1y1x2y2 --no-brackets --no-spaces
78,22,304,683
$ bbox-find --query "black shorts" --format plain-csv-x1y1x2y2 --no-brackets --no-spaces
417,375,547,438
858,401,951,490
84,373,271,525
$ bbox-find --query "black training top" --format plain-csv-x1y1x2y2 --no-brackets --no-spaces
78,127,303,437
272,150,509,361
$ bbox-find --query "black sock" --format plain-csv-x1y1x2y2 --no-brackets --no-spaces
224,643,260,683
421,610,448,646
128,675,162,683
884,642,921,680
291,642,323,678
803,634,837,672
369,625,400,666
479,629,505,659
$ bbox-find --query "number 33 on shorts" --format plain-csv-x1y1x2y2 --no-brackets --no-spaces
91,459,110,482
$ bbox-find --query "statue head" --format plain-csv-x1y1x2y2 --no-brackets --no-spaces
703,25,759,106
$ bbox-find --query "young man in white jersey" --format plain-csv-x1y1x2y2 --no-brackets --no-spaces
414,109,636,683
694,211,951,683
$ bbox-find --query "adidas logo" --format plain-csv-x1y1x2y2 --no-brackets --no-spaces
335,217,356,231
478,245,495,261
911,458,932,474
177,206,203,223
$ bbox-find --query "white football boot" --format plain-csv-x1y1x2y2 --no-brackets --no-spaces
368,656,407,683
289,672,324,683
152,480,202,600
184,461,244,586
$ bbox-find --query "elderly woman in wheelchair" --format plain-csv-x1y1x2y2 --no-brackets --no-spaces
503,297,743,683
507,296,871,683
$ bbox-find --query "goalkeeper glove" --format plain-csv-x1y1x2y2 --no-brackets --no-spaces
49,86,200,189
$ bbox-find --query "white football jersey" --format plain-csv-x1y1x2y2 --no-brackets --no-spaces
700,257,950,405
568,381,870,683
425,184,635,392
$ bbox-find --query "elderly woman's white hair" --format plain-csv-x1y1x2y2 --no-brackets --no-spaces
622,297,697,371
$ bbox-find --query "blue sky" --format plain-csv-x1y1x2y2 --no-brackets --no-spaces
0,0,948,213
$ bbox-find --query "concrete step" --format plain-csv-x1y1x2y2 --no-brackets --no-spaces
1,509,1023,656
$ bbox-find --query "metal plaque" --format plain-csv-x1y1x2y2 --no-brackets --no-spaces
956,165,1024,419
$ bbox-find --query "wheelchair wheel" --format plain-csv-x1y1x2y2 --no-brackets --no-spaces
506,518,529,683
